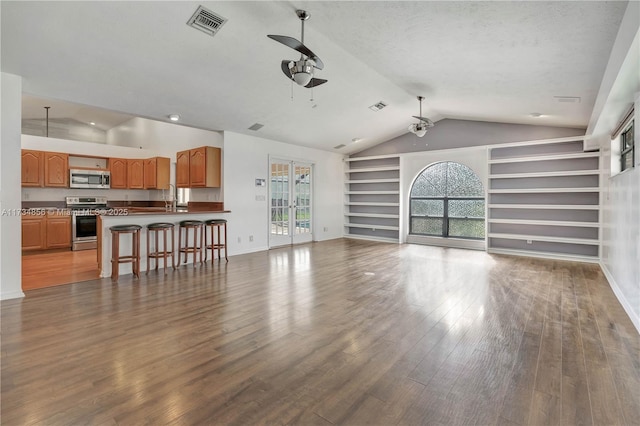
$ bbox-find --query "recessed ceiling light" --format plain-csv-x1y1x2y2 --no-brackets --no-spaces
530,112,543,117
89,122,96,126
168,114,180,121
368,102,387,112
352,138,362,143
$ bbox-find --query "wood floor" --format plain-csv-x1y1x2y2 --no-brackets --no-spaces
2,239,638,425
22,249,99,290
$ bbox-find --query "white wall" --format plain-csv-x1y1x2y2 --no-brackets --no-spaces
1,72,25,300
601,95,640,333
593,1,640,333
223,131,344,256
400,146,488,247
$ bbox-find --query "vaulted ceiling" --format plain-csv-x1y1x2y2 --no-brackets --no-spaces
1,1,628,153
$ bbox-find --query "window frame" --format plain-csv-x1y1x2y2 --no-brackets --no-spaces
409,162,485,240
620,120,634,172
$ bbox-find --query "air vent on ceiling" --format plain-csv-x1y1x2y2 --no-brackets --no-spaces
248,123,264,131
369,101,387,112
333,144,346,149
187,5,227,37
554,96,581,103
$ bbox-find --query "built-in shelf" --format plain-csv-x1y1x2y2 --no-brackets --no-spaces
488,219,599,227
489,187,599,194
345,223,400,231
488,204,599,210
488,151,599,164
488,138,600,261
345,213,400,219
346,179,400,184
344,155,401,243
489,169,600,179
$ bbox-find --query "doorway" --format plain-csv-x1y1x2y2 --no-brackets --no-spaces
269,158,313,248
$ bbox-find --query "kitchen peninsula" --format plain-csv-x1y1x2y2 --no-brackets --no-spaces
97,203,230,278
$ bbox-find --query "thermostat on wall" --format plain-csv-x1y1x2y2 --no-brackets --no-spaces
255,178,266,187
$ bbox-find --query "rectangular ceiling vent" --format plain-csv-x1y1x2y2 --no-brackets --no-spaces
369,101,387,112
187,5,227,37
554,96,581,103
333,144,346,149
248,123,264,131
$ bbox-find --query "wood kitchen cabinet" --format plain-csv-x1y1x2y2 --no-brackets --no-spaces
22,211,72,251
144,157,170,189
44,152,69,187
22,214,46,251
22,150,44,187
109,158,128,189
127,159,145,189
175,146,221,188
176,150,190,188
45,212,71,249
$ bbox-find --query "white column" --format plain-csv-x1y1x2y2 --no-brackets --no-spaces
0,72,25,299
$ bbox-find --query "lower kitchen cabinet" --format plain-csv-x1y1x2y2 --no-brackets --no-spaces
46,212,71,249
22,212,72,251
22,214,46,251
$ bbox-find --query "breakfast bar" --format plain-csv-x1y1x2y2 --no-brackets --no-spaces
97,206,230,278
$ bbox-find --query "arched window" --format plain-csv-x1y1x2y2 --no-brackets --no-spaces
409,161,485,239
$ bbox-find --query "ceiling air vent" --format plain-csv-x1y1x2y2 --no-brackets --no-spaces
187,5,227,37
248,123,264,131
369,101,387,112
333,144,346,149
554,96,581,103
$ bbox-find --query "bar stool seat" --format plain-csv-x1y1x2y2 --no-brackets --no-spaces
110,224,142,281
204,219,228,263
146,222,176,274
177,220,204,267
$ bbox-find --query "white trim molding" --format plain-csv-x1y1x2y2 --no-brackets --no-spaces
600,261,640,335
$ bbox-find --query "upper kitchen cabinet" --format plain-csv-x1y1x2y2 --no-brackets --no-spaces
21,150,44,187
144,157,170,189
109,158,128,189
189,146,221,188
176,150,190,188
127,159,145,189
44,152,69,187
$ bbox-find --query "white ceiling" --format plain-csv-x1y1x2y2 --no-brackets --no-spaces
1,1,628,153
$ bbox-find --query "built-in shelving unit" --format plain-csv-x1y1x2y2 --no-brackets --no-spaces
344,155,401,242
487,138,600,261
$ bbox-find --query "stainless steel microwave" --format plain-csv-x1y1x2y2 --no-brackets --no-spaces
69,169,111,189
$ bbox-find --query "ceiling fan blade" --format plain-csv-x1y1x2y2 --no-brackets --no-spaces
267,35,324,70
304,78,328,88
412,116,435,127
281,60,293,79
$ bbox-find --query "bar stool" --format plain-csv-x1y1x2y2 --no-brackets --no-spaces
146,222,176,274
177,220,204,267
204,219,228,262
110,224,142,281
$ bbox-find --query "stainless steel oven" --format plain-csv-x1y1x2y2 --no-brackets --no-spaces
66,196,107,251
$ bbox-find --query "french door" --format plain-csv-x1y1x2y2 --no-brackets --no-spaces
269,158,313,248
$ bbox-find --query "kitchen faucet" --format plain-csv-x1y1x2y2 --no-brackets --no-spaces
164,183,177,211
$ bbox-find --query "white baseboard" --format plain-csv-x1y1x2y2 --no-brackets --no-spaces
600,262,640,335
0,290,25,300
488,248,599,264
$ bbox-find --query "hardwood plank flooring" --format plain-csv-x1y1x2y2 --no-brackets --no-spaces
2,239,638,425
22,249,99,290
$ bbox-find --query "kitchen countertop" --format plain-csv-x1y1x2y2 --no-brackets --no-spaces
109,207,231,216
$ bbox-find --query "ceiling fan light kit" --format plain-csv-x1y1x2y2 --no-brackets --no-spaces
268,10,327,89
409,96,434,137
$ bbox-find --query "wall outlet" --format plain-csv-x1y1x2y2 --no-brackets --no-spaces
249,235,254,242
323,227,328,232
237,237,241,243
526,240,533,244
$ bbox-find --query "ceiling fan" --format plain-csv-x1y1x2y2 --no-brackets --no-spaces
267,10,327,88
408,96,434,137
